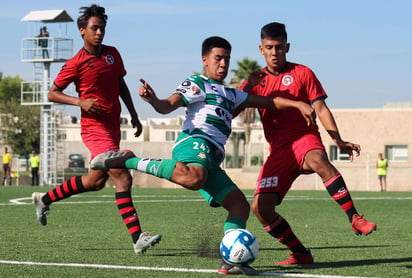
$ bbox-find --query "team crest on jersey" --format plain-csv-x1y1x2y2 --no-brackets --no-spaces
282,75,294,86
197,152,206,160
105,54,115,65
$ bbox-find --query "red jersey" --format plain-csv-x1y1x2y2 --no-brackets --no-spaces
240,62,327,147
54,45,126,130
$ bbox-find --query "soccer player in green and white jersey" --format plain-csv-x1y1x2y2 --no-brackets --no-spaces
91,36,314,274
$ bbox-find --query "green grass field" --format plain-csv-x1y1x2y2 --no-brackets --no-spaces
0,185,410,277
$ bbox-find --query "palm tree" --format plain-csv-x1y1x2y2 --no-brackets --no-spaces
229,57,261,144
227,57,261,168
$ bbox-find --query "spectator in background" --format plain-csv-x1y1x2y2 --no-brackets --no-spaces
38,26,49,58
377,153,388,192
2,147,12,186
30,151,40,186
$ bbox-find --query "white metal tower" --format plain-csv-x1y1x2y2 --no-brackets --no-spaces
20,10,74,186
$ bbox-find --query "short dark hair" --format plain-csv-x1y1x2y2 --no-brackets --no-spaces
201,36,231,56
261,22,287,41
77,4,108,29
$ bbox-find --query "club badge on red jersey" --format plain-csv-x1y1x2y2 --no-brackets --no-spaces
282,75,294,86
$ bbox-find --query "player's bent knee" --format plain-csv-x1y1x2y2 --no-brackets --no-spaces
251,198,269,218
174,164,207,190
93,183,106,191
251,201,260,216
182,180,204,191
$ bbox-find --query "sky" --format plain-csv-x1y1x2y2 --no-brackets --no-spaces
0,0,411,120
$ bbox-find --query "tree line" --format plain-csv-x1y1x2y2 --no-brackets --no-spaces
0,72,40,158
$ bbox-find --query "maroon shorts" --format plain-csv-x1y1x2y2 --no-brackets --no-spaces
254,133,325,202
81,127,120,160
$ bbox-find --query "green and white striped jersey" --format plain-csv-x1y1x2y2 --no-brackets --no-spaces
175,74,249,154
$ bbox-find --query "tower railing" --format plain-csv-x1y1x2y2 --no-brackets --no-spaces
21,80,52,105
21,36,72,63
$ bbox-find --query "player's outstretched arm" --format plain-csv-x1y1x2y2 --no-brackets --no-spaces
244,94,315,126
139,78,184,114
272,97,315,126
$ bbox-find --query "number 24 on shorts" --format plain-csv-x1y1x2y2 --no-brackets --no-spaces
259,176,278,188
193,142,210,152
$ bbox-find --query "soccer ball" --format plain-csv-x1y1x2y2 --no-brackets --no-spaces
220,229,259,265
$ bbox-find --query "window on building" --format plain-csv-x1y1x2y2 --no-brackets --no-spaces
57,130,66,140
121,130,127,140
329,145,350,161
386,145,408,162
165,131,175,141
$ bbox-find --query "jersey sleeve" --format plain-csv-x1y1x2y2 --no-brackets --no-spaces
111,47,127,78
54,58,78,90
232,88,250,110
175,76,206,106
301,67,327,102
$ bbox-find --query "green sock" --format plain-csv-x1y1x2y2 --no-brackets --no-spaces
224,217,246,233
125,157,177,180
125,157,140,169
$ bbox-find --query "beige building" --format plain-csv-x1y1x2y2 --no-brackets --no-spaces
58,104,412,192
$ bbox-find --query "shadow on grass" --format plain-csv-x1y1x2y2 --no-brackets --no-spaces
259,257,412,270
249,245,412,274
259,244,391,253
150,248,220,258
257,245,412,272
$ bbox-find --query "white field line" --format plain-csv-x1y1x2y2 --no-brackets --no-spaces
0,194,383,278
2,195,412,206
0,260,375,278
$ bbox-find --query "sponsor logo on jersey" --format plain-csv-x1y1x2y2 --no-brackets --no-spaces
210,84,219,93
282,75,294,86
176,88,187,94
105,54,115,65
191,86,200,95
181,81,191,87
86,60,94,68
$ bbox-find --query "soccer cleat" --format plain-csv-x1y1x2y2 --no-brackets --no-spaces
32,192,49,226
90,150,136,170
218,260,259,275
352,214,377,236
275,250,314,265
134,232,162,255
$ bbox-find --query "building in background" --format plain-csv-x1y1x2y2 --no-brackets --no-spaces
58,103,412,192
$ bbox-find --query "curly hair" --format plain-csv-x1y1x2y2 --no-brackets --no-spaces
77,4,108,29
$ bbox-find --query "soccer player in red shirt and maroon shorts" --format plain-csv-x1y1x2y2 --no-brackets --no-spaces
32,4,160,255
240,22,376,265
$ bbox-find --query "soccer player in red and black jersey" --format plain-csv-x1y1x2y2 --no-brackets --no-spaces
240,22,377,265
32,4,160,255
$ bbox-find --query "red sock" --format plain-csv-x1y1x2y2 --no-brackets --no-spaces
116,191,141,243
265,215,307,254
42,176,86,205
324,173,358,221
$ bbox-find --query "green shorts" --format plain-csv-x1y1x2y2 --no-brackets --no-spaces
172,134,238,207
